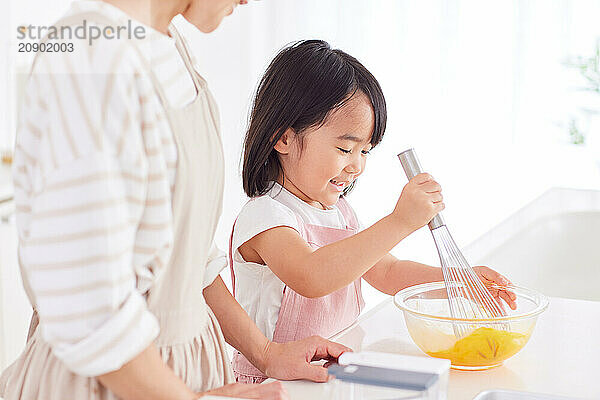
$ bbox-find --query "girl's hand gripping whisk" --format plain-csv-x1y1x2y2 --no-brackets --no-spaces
391,172,445,233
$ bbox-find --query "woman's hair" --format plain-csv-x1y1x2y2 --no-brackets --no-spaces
242,39,387,198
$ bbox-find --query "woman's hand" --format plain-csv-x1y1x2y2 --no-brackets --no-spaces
203,277,350,387
262,336,352,382
200,382,288,399
472,266,517,310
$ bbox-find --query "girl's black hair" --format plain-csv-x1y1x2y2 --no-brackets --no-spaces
242,39,387,198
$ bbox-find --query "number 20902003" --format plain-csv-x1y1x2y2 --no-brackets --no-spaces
18,42,74,53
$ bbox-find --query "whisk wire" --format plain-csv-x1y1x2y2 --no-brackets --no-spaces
432,226,509,337
398,148,510,339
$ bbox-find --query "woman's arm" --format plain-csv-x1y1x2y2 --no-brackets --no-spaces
362,254,443,295
98,346,290,400
97,345,197,400
203,276,270,372
203,276,351,382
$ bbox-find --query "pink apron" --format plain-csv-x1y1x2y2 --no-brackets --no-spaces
228,196,365,383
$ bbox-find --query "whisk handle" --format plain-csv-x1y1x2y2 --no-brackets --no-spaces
397,148,446,230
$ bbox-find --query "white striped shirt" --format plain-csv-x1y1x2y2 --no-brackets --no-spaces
12,1,223,377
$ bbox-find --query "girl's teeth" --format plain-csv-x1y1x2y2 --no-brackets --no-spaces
330,180,345,191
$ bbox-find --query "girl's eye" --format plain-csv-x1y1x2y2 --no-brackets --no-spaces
361,149,371,155
337,147,351,154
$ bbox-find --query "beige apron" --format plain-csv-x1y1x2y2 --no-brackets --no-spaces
0,12,234,399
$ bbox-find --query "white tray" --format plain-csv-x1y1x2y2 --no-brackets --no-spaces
473,390,583,400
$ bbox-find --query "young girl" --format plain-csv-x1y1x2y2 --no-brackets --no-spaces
229,40,516,383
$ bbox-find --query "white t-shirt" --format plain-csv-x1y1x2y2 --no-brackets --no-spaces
231,182,360,340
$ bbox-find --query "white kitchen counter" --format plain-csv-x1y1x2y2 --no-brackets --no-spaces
273,296,600,399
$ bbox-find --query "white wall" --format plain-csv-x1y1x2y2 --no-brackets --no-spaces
0,1,12,151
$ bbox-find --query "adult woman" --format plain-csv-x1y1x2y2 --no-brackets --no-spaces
0,0,349,399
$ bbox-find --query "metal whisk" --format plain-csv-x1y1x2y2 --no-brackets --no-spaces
397,148,507,338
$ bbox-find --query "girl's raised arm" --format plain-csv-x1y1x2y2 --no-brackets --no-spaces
240,173,443,298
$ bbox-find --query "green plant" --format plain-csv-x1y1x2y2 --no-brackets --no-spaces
563,39,600,145
568,118,585,145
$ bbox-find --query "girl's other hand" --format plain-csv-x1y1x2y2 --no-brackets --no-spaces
200,381,288,399
392,173,444,232
473,265,517,311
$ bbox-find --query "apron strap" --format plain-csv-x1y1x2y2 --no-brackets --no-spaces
336,196,359,230
168,23,206,93
228,218,238,297
167,23,223,132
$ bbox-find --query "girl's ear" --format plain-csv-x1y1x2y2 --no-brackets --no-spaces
273,128,294,155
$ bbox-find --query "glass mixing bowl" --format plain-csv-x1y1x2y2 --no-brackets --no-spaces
394,281,548,370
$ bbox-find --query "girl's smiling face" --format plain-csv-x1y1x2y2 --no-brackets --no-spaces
275,91,375,209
